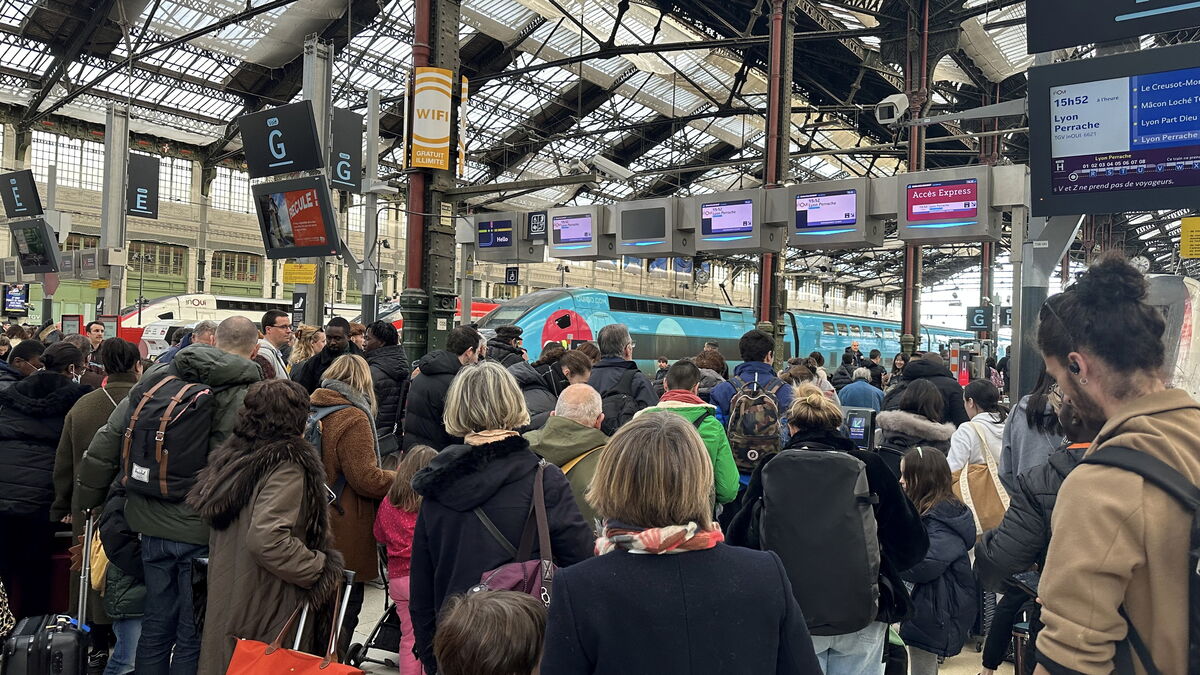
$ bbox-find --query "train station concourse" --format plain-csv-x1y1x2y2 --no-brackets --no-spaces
0,0,1198,674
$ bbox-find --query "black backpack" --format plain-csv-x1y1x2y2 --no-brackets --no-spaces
757,445,881,636
600,369,640,435
121,374,220,502
1082,446,1200,675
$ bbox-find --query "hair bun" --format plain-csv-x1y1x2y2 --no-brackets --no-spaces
1075,252,1147,305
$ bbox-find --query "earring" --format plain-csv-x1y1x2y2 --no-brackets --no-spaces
1079,377,1088,385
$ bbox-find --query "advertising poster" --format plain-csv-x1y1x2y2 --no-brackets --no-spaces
3,284,27,315
259,188,330,250
410,67,454,170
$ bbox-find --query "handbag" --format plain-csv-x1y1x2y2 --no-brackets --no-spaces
225,587,363,675
89,529,109,592
951,422,1010,535
469,461,557,606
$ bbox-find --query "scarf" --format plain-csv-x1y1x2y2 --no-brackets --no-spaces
596,521,724,555
658,389,706,405
465,429,518,446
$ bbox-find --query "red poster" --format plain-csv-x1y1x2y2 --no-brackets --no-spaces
282,189,328,246
907,178,979,222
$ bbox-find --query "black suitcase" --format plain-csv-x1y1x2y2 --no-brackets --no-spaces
1,514,94,675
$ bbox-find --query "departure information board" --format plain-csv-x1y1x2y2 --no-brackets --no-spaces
701,199,754,235
477,219,513,248
1049,65,1200,196
796,189,857,230
552,214,593,244
906,179,979,224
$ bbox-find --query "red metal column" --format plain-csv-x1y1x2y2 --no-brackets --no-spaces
406,0,431,291
759,0,789,324
900,0,930,353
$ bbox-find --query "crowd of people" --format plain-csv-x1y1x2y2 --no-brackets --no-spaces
0,251,1195,675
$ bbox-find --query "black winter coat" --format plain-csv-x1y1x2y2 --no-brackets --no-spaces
409,435,593,672
587,358,658,409
875,410,956,478
830,364,856,391
508,360,557,430
882,359,970,427
974,446,1085,592
0,372,90,517
364,344,409,434
402,350,463,451
0,360,23,390
291,343,365,394
541,544,823,675
486,339,524,368
727,428,929,624
900,500,979,657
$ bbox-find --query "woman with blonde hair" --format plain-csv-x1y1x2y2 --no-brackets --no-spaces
726,385,927,675
408,361,592,674
310,353,395,653
541,412,822,674
289,324,325,365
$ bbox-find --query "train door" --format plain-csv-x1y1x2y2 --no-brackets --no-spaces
1148,275,1200,398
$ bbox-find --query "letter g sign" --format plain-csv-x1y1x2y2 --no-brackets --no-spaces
267,117,286,160
336,152,351,182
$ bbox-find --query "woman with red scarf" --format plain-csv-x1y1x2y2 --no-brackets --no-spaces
540,412,822,675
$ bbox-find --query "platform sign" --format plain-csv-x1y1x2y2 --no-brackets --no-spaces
547,205,614,261
612,197,693,258
527,211,548,240
474,212,544,263
1027,0,1200,54
999,306,1013,328
238,101,324,179
780,178,883,250
1183,218,1200,259
330,108,364,193
692,189,781,254
126,153,160,219
0,169,43,218
1029,42,1200,217
898,167,1000,244
504,266,519,285
968,306,993,332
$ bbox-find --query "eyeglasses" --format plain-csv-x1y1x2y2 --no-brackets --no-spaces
1048,381,1064,412
269,323,293,332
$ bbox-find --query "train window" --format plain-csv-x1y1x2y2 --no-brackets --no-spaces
873,327,884,338
850,325,862,336
157,312,174,320
837,324,849,336
476,289,568,329
822,322,835,335
609,296,719,320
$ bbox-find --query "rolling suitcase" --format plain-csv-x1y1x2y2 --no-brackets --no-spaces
0,513,94,675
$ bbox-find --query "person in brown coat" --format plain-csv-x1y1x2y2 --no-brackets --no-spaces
50,338,142,627
309,354,395,654
188,379,345,675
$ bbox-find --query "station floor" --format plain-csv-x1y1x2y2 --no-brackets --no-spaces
349,583,1014,674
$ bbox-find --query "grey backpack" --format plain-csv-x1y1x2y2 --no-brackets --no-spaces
760,446,881,636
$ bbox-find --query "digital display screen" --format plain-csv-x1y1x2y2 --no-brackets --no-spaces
258,188,332,249
848,415,867,441
1048,64,1200,195
3,284,27,315
796,189,857,229
8,218,60,273
701,199,754,235
552,214,593,244
477,219,513,249
621,207,667,240
906,179,979,223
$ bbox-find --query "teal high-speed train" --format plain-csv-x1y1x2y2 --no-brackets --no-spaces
475,287,986,372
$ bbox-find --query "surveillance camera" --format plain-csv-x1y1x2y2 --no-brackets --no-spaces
588,155,635,182
875,93,910,126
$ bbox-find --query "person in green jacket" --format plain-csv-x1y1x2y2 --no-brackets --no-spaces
73,316,263,675
633,360,739,505
524,383,609,531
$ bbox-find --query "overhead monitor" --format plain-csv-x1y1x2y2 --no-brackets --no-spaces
3,284,27,316
1029,41,1200,217
898,167,1000,244
612,198,693,258
547,205,614,261
0,169,43,219
9,217,62,274
474,212,544,263
692,189,780,254
251,176,341,260
784,178,883,249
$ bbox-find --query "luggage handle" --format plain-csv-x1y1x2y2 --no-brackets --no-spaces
75,509,94,631
269,570,356,662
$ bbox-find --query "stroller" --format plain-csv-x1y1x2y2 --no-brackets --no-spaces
346,546,402,669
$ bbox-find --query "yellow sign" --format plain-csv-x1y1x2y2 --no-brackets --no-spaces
1182,218,1200,259
282,263,318,285
409,67,453,170
89,279,110,289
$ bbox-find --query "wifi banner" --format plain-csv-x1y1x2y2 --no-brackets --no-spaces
409,67,457,171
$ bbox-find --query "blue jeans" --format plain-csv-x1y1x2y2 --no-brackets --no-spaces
103,618,141,675
136,536,207,675
809,621,886,675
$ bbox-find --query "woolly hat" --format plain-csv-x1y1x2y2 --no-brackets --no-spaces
495,325,523,341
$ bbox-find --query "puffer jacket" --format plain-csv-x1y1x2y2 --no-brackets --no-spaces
696,368,724,404
974,445,1086,592
0,359,24,390
830,363,856,391
883,359,970,427
876,410,956,455
99,485,145,620
900,500,979,657
364,343,410,435
508,360,557,430
0,371,91,517
74,344,262,546
402,350,463,451
409,435,593,671
486,339,524,368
